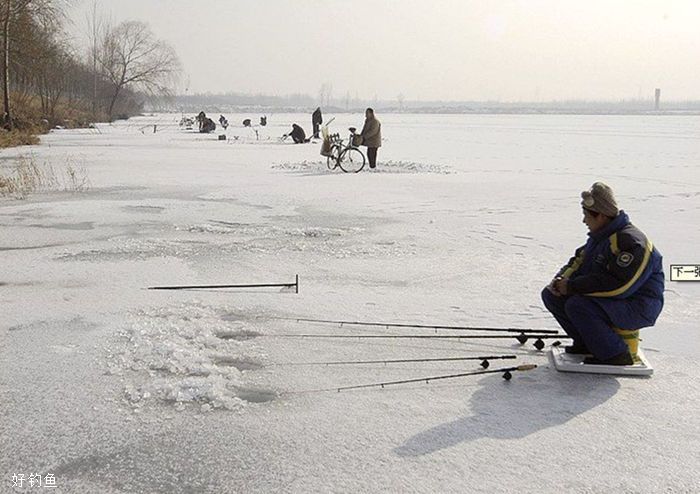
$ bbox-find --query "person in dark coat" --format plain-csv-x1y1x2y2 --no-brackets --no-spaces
359,108,381,169
200,118,216,133
541,182,664,365
196,111,207,131
286,123,307,144
312,107,323,138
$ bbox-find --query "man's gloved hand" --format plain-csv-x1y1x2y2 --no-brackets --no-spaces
554,277,569,296
546,276,569,296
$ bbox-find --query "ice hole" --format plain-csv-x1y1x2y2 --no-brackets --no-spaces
215,330,261,341
235,387,276,403
213,357,263,371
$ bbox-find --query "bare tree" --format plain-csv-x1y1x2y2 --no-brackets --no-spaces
34,39,74,118
0,0,57,128
98,20,180,119
85,0,105,120
1,0,34,128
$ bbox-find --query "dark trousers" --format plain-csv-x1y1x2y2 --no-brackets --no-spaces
367,147,378,168
541,289,628,360
312,123,320,138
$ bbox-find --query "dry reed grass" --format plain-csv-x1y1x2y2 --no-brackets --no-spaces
0,155,90,199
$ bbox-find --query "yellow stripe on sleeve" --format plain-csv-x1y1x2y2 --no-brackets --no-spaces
610,233,619,255
561,252,585,279
587,240,653,298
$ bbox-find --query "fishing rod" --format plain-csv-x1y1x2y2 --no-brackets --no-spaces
281,316,559,335
275,354,517,369
148,274,299,293
328,364,538,392
268,333,570,350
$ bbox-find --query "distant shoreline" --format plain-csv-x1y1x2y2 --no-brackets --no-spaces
159,105,700,117
161,95,700,117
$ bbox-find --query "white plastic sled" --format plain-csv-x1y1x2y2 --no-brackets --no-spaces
549,345,653,376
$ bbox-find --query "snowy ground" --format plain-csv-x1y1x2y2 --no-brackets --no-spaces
1,113,699,493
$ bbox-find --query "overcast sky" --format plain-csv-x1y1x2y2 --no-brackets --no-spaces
67,0,700,102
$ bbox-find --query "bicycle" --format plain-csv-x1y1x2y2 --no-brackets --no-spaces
325,127,366,173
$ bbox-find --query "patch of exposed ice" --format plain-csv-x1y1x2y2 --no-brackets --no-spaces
8,316,98,333
169,222,414,258
180,222,356,239
369,160,453,174
122,205,165,214
284,226,347,238
107,304,271,411
55,238,211,262
124,376,247,411
271,160,326,172
272,159,452,174
57,235,412,261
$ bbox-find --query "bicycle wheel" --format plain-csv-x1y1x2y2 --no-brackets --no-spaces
338,147,366,173
326,145,340,170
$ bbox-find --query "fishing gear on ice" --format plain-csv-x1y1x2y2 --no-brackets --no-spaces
330,364,538,392
282,316,559,334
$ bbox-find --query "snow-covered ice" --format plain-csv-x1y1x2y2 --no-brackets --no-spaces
1,113,699,493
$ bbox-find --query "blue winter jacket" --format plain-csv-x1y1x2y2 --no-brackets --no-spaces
557,211,664,328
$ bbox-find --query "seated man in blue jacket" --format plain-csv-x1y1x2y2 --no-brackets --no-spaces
542,182,664,365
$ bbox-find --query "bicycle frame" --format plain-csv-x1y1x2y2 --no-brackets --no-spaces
326,129,366,173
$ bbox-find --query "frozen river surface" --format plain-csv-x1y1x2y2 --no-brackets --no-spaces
1,113,699,493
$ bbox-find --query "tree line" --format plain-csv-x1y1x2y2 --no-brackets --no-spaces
1,0,180,133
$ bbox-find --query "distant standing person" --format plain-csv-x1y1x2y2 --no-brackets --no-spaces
196,111,207,131
312,107,323,138
360,108,381,169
